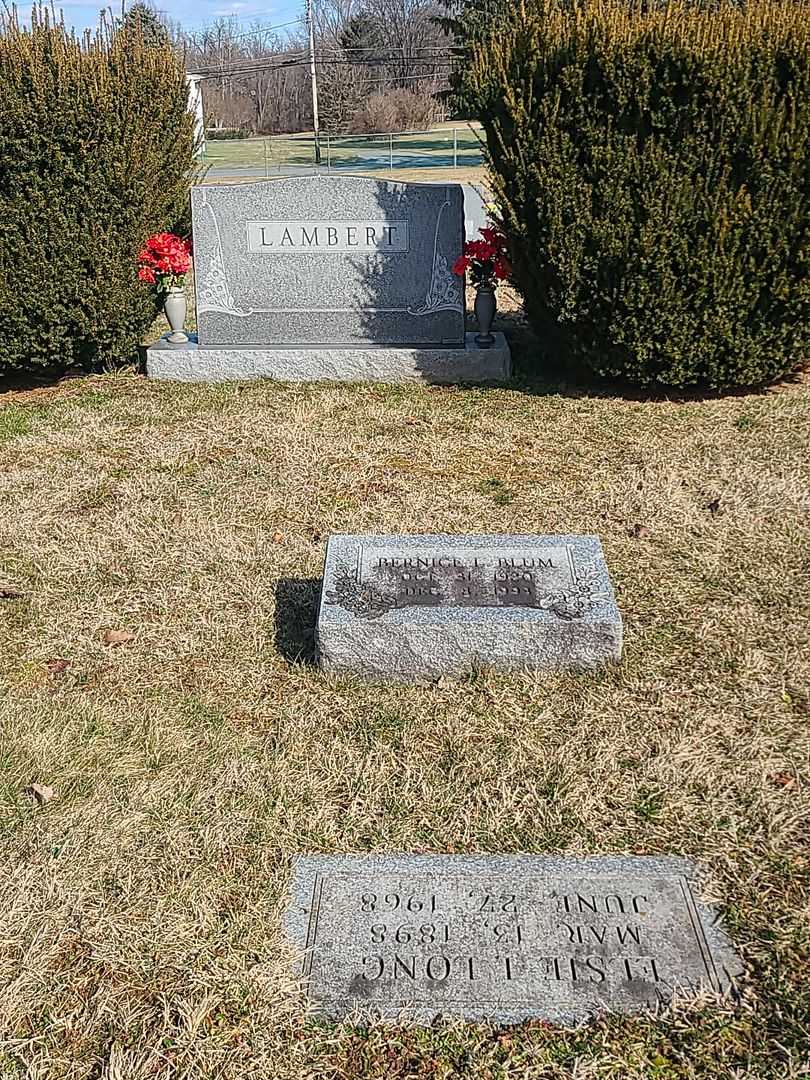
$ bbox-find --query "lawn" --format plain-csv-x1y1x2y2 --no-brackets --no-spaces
200,122,485,177
0,351,808,1077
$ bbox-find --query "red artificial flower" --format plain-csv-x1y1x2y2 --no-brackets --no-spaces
453,225,511,285
137,232,191,287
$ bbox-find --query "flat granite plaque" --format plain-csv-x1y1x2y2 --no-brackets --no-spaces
191,177,465,348
316,534,622,681
285,855,742,1024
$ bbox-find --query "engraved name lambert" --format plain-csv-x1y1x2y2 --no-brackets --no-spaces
246,220,409,253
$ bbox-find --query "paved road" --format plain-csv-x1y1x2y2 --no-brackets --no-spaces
202,166,490,239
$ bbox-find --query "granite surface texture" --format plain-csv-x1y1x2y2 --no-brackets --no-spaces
316,534,622,680
284,854,743,1024
191,176,465,347
146,333,510,384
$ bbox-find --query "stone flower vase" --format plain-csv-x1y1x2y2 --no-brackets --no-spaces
164,286,188,344
474,283,497,348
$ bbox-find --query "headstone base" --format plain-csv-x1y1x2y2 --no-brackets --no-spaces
318,610,622,682
145,333,511,384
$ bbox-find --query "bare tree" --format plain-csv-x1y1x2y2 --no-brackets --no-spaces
181,0,454,137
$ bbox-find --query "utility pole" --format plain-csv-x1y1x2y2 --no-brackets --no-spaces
306,0,321,166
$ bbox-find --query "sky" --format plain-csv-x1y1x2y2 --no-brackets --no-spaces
56,0,302,37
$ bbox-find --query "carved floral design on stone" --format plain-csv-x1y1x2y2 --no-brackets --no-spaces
540,560,610,621
408,201,464,318
326,565,398,619
196,194,242,316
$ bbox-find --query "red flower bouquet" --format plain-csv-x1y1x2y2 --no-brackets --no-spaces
137,232,192,291
452,226,511,288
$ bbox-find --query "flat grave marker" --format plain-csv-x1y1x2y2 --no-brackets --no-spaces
316,533,622,680
285,855,742,1024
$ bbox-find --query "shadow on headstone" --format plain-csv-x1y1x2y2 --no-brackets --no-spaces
273,578,320,666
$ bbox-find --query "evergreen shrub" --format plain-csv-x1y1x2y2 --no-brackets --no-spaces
0,9,196,374
462,0,810,391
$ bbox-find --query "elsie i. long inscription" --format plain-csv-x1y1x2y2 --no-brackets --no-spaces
286,856,740,1024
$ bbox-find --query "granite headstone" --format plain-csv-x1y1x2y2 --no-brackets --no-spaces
285,854,742,1024
316,533,622,680
191,176,465,347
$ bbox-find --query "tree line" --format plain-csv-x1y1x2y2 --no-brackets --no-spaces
126,0,457,136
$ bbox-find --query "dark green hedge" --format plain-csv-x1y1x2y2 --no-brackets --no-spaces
461,0,810,391
0,10,196,374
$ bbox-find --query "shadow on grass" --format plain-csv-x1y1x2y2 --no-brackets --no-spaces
274,577,320,666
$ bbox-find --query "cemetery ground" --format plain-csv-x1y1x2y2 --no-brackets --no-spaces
0,350,808,1077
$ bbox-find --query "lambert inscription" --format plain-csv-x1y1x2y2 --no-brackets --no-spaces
285,856,741,1023
246,220,410,253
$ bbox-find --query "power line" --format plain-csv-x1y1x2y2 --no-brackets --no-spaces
192,54,308,79
192,50,455,78
183,16,301,43
196,61,453,83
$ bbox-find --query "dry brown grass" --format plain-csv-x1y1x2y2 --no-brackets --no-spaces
0,354,808,1078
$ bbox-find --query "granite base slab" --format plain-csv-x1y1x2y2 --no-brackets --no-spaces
316,534,622,682
285,854,743,1024
146,333,511,384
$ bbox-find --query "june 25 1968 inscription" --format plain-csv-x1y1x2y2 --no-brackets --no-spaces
285,856,740,1024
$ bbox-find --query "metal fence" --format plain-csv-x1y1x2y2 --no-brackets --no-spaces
200,124,484,179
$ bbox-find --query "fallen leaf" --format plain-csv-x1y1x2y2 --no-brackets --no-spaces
630,523,649,539
271,531,285,544
769,771,796,789
46,658,70,674
103,628,134,646
25,783,57,804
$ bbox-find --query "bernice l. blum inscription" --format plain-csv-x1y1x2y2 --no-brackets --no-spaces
285,855,742,1024
327,543,605,620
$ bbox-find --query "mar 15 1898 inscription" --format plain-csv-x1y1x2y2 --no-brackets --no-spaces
316,534,623,680
285,855,742,1024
